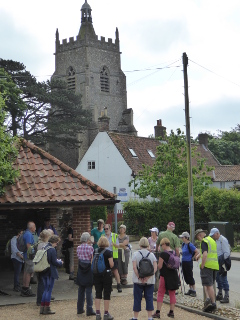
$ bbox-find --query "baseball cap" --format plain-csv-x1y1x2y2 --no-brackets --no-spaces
149,227,159,235
167,222,175,229
195,229,207,239
209,228,220,237
179,231,190,238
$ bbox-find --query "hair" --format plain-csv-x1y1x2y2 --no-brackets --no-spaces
80,232,90,243
27,221,35,229
97,236,109,248
119,224,126,231
39,230,52,242
48,235,60,244
139,237,149,248
160,237,170,246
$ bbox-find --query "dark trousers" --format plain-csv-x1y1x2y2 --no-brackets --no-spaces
12,258,23,288
42,276,55,304
37,273,45,304
77,285,93,313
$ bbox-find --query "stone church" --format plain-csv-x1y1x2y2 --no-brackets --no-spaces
50,0,137,169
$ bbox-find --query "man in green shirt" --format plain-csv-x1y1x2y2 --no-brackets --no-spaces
91,219,105,251
156,222,180,256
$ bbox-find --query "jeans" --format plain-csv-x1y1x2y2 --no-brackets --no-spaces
216,271,229,291
37,273,45,304
42,276,55,303
12,258,23,288
133,283,154,312
77,285,93,313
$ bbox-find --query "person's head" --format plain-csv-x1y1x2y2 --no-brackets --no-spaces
160,237,171,249
179,231,190,243
44,218,51,228
119,224,126,234
97,219,104,230
104,223,111,236
39,229,52,242
149,227,159,237
97,236,109,248
195,229,207,241
27,221,36,233
47,229,54,236
167,222,175,232
80,232,91,243
139,237,149,249
48,235,60,247
16,229,23,237
209,228,220,240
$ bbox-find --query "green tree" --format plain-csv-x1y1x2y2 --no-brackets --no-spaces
0,59,91,148
0,92,19,195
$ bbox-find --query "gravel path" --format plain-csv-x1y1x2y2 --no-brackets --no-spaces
0,294,210,320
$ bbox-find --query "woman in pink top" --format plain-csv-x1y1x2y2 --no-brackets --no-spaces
148,227,159,252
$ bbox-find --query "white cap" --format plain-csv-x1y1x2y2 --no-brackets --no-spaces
149,227,159,235
179,231,190,238
209,228,220,237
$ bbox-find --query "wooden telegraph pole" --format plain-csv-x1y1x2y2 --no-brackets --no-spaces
182,52,195,244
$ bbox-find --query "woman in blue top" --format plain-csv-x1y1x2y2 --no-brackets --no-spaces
40,235,63,315
179,231,199,297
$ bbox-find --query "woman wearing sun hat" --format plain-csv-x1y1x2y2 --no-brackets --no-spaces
148,227,159,252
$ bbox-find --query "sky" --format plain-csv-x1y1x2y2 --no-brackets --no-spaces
1,0,240,139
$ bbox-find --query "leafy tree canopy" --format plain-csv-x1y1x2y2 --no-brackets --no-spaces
130,129,213,206
0,59,91,148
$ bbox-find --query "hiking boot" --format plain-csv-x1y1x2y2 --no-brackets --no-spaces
86,310,96,316
40,306,44,314
13,286,21,292
220,296,229,303
189,291,196,297
20,288,36,297
184,289,192,295
103,313,114,320
69,274,75,280
167,311,174,318
77,309,85,314
96,314,101,320
216,292,223,301
203,298,212,312
43,306,56,314
120,278,128,285
152,311,160,318
117,283,122,293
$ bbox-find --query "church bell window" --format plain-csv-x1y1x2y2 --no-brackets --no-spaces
67,66,76,91
100,67,110,93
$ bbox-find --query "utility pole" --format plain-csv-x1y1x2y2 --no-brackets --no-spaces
182,52,195,244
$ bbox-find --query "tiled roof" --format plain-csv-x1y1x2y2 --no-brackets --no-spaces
213,165,240,182
108,132,161,174
108,132,220,174
0,139,116,208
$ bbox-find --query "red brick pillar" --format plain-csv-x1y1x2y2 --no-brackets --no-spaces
72,207,91,275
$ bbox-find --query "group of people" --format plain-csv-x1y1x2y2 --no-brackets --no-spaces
8,217,231,319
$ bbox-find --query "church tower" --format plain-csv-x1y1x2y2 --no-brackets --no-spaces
51,0,137,168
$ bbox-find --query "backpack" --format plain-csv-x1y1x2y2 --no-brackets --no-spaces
17,231,27,252
164,250,180,270
33,246,51,273
27,242,39,260
137,251,154,278
4,239,11,257
91,248,107,274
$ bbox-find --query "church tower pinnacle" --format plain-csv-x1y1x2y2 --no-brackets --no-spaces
79,0,96,39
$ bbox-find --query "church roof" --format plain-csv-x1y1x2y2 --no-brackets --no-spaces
81,1,91,10
0,139,117,209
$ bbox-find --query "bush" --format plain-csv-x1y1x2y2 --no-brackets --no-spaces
90,206,107,222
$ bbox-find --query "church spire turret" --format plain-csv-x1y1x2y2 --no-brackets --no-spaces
79,0,96,39
81,0,92,23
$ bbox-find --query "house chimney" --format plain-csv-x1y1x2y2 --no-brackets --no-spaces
198,133,208,147
154,119,166,139
98,107,110,132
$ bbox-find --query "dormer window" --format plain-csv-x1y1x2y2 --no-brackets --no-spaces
129,148,137,157
147,150,155,158
100,67,109,93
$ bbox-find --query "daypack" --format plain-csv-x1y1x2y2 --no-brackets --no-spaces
33,246,51,273
91,248,107,274
164,250,180,270
17,231,27,252
4,239,11,257
27,242,39,260
137,251,154,278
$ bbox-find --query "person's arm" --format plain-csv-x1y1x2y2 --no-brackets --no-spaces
108,257,114,269
175,247,180,256
153,260,157,274
156,235,160,251
68,228,73,242
49,248,62,267
11,238,23,260
201,251,207,269
132,260,139,279
158,257,164,270
222,237,231,259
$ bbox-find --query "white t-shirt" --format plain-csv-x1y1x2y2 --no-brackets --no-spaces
132,248,157,285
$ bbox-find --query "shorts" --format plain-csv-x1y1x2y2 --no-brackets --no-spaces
24,259,34,274
112,258,118,270
94,270,112,300
200,267,216,286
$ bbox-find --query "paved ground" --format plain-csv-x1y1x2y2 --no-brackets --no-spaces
0,242,240,319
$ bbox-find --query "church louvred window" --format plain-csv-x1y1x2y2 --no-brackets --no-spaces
100,67,109,93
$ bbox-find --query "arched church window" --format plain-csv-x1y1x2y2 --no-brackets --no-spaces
100,67,109,93
67,66,76,91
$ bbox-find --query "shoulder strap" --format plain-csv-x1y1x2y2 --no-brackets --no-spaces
146,251,151,258
139,251,144,258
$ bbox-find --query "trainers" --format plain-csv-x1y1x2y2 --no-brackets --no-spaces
220,296,229,303
167,311,174,318
13,286,21,292
152,311,160,318
20,288,36,297
96,314,101,320
87,310,96,316
117,283,122,293
184,289,192,295
103,313,114,320
203,298,212,312
216,293,223,301
189,291,196,297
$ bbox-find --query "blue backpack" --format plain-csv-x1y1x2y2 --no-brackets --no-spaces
91,248,107,274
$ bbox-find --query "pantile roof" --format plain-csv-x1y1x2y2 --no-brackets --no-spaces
0,139,116,208
213,165,240,182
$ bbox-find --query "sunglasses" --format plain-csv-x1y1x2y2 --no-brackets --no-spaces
104,228,109,231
